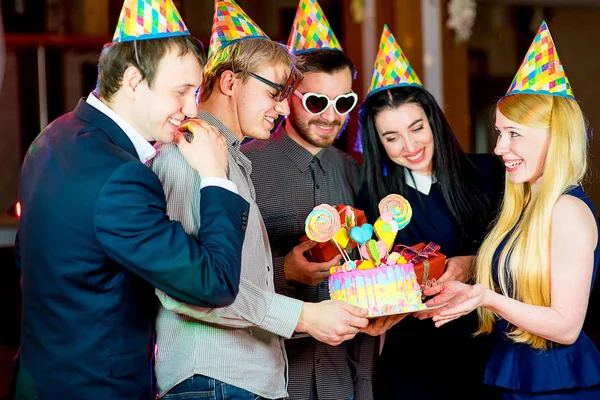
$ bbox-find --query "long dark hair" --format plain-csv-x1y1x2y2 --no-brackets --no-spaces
359,86,491,240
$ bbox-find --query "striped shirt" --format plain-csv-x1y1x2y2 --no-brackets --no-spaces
242,128,376,400
149,110,304,399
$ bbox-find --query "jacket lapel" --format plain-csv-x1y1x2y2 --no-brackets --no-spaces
74,98,140,160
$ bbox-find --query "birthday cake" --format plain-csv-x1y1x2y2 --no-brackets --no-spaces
304,195,428,317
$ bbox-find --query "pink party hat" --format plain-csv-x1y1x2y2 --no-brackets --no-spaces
208,0,269,59
287,0,343,54
367,25,422,97
506,21,574,99
112,0,189,43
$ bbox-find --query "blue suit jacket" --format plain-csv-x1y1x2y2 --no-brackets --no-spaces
14,99,249,399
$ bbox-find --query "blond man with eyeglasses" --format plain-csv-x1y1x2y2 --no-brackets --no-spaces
149,2,370,398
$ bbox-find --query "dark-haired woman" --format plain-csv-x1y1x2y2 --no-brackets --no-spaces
357,84,505,400
358,25,505,399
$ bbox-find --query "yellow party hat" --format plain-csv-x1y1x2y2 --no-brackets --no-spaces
112,0,189,43
367,25,422,97
287,0,343,54
506,21,574,99
208,0,269,59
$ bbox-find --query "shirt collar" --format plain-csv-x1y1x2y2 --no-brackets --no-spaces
404,169,436,195
273,127,325,173
86,93,156,163
197,109,252,174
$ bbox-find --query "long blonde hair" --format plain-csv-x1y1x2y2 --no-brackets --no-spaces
475,94,588,349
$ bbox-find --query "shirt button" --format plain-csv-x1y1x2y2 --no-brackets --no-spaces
316,359,321,365
315,185,320,189
267,265,271,271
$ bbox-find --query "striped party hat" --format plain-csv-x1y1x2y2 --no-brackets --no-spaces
208,0,269,59
112,0,189,43
287,0,343,54
367,25,422,97
506,21,574,99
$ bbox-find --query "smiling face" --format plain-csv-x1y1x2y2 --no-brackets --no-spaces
287,68,354,153
234,63,291,140
374,102,435,175
494,108,550,190
132,47,202,143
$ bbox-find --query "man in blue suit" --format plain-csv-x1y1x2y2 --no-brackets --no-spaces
12,1,249,399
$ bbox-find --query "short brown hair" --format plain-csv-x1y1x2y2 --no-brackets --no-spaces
96,35,207,103
200,38,294,102
296,49,356,79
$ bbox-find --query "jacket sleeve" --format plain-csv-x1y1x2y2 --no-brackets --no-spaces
14,229,20,273
93,161,249,307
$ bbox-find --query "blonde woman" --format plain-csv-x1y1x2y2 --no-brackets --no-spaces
423,22,600,399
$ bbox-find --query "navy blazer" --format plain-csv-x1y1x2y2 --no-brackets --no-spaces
14,99,249,399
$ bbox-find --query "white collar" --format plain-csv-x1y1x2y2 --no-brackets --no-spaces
404,169,436,195
86,93,156,163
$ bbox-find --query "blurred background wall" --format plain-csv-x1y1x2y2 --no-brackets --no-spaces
2,0,600,214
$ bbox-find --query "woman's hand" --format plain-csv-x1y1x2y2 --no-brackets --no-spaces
415,281,487,327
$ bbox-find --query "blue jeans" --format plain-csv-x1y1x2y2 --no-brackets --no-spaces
161,375,267,400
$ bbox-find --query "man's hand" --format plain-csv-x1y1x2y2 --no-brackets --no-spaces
296,301,369,346
360,313,407,336
284,241,342,286
438,255,475,284
175,119,228,179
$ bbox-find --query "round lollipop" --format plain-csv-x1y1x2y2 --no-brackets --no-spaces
305,204,341,242
378,194,412,229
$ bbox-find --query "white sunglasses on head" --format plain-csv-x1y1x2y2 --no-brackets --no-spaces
293,90,358,116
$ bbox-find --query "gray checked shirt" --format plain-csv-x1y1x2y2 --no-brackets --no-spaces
243,127,376,400
149,110,304,399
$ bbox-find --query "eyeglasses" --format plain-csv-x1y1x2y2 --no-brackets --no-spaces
293,90,358,116
247,65,303,103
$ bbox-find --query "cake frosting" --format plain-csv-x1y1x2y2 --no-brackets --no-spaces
328,256,427,317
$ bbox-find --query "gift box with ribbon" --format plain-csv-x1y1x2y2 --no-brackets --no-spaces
300,204,367,262
394,242,446,285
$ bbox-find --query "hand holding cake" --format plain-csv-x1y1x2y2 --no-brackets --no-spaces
360,313,408,336
295,300,369,346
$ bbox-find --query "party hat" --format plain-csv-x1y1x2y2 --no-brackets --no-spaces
112,0,189,43
287,0,343,54
367,25,422,97
208,0,269,59
506,21,574,99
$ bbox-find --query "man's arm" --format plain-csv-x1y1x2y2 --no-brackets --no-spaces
151,142,304,337
157,279,304,338
94,161,249,307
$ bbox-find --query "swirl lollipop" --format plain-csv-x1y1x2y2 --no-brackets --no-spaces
306,204,351,263
378,194,412,229
305,204,341,242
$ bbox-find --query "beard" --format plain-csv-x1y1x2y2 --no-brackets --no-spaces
287,113,345,149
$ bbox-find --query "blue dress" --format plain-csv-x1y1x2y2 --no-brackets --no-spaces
487,185,600,399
